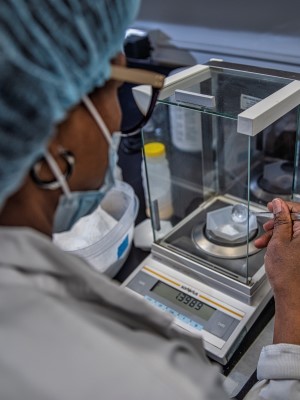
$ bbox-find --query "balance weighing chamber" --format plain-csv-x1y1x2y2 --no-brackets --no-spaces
122,61,300,365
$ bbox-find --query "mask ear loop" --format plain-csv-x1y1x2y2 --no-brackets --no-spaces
82,98,142,138
82,96,116,148
44,151,72,198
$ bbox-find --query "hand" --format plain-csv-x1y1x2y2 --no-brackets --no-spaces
253,201,274,249
254,200,300,248
258,198,300,344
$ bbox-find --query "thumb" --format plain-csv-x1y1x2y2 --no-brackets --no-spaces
271,198,292,243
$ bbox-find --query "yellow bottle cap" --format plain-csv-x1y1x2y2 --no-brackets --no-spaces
144,142,166,157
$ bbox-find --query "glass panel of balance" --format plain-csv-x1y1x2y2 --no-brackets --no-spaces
123,61,300,365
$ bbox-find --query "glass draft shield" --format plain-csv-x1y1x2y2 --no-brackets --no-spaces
137,62,300,285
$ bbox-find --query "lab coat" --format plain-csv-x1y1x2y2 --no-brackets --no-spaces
0,227,299,399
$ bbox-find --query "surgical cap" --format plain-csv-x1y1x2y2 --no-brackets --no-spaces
0,0,140,207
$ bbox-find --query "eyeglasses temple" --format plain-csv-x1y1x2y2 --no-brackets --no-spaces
121,88,160,135
110,65,165,89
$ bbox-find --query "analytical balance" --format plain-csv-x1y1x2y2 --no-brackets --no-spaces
122,61,300,365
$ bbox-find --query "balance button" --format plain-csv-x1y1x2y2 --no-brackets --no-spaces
178,314,191,324
189,320,203,331
166,307,179,317
156,302,167,311
144,296,155,304
209,314,235,338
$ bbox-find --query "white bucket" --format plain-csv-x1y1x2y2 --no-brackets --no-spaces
53,181,139,277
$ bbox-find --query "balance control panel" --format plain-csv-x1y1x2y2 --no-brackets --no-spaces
121,254,273,365
128,268,241,343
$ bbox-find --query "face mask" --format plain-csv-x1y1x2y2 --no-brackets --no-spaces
50,97,121,233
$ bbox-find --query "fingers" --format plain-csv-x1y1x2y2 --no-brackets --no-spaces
270,198,292,244
254,218,274,249
293,221,300,239
285,201,300,213
254,229,273,248
263,219,274,232
277,200,300,240
267,201,273,212
254,199,298,248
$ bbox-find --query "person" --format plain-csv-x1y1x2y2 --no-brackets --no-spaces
0,1,299,399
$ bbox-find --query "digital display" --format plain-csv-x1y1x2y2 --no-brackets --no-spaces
151,281,215,321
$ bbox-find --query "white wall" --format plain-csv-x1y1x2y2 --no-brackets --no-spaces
134,0,300,72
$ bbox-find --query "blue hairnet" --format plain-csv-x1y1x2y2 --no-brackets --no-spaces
0,0,140,207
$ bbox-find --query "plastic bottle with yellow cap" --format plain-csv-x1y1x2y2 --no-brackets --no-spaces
141,142,174,220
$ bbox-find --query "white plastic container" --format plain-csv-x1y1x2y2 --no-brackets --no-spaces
53,181,139,277
141,142,173,220
169,67,203,152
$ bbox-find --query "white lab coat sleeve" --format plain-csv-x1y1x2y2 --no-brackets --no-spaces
244,344,300,400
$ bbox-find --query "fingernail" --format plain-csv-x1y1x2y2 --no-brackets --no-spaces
272,198,282,214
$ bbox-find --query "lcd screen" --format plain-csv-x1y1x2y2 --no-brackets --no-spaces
151,281,215,321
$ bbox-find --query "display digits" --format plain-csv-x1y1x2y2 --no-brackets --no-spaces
176,292,186,302
151,282,215,321
189,299,197,308
176,292,203,310
183,295,192,304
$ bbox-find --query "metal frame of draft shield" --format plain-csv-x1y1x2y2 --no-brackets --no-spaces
132,64,300,137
